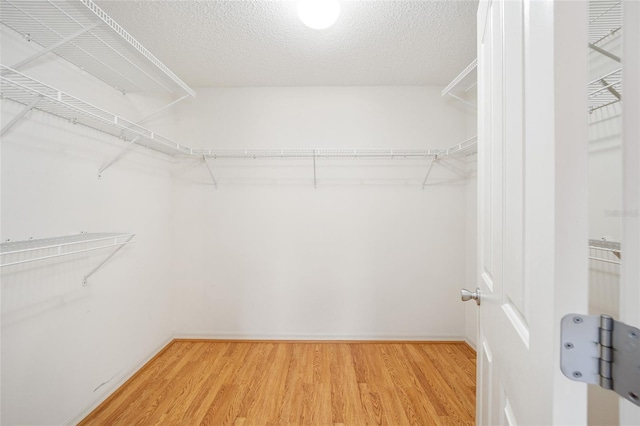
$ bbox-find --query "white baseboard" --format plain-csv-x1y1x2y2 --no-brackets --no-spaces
173,330,467,341
464,337,478,351
64,335,173,426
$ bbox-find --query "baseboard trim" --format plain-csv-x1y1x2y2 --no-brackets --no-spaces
464,337,478,351
173,338,469,344
65,336,174,426
173,331,467,342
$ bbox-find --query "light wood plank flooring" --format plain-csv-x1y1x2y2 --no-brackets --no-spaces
80,340,476,425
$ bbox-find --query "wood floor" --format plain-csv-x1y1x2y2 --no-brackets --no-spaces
80,340,476,425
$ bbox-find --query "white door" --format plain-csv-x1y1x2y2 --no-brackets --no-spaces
476,0,591,424
621,1,640,424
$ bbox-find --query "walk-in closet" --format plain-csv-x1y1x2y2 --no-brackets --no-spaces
2,0,640,425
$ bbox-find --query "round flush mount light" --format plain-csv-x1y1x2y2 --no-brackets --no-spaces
297,0,341,30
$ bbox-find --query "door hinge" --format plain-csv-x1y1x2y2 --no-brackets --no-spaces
560,314,640,406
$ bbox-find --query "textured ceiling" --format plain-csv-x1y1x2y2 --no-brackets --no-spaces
96,1,478,87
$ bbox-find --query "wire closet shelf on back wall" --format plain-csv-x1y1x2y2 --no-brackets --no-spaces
0,63,477,160
0,0,477,187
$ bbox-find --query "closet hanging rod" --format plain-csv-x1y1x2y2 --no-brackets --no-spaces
190,138,477,161
194,149,439,160
588,256,621,265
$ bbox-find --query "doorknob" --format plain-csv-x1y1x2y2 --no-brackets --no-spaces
461,288,481,305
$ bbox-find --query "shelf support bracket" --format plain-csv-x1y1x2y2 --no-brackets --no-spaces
313,150,317,188
98,136,141,177
11,22,103,71
136,94,190,125
421,158,436,189
203,155,217,188
446,93,477,110
437,158,468,178
588,43,621,63
600,78,621,101
1,97,40,137
82,234,135,286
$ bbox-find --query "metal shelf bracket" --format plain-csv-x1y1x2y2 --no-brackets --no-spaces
98,136,141,178
82,234,135,286
11,21,103,71
136,94,190,126
1,96,40,137
202,155,217,188
313,150,317,188
589,43,621,63
421,158,436,189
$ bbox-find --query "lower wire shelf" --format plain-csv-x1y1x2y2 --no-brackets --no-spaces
0,232,135,285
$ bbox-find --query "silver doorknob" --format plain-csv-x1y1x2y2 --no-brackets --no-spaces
461,288,481,305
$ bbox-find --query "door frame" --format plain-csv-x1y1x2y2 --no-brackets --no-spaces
621,0,640,424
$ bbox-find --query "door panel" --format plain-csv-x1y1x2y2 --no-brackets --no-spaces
477,0,589,424
479,334,495,426
503,0,526,322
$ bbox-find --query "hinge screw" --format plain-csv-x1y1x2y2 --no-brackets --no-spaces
630,331,638,339
564,343,574,349
573,316,584,324
629,392,639,403
572,371,583,378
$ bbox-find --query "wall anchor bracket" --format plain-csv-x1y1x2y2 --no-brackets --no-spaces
82,234,135,286
202,155,217,188
560,314,640,406
588,43,621,63
98,136,141,177
313,150,317,189
421,158,436,189
1,97,40,137
11,21,103,71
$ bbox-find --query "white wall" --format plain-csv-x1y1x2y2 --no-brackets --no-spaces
1,26,477,425
166,87,471,340
1,28,176,425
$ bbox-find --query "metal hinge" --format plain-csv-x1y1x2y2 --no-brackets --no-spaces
560,314,640,407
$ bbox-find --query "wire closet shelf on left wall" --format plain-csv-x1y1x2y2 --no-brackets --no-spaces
0,233,135,285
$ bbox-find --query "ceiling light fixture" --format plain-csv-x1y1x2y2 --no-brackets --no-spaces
297,0,341,30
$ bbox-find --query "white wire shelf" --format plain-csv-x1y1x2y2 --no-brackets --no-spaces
589,239,621,265
0,63,477,178
192,137,476,188
192,137,478,161
589,0,622,47
1,232,135,285
0,0,195,97
441,59,477,108
1,232,134,266
588,68,621,113
0,65,192,156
